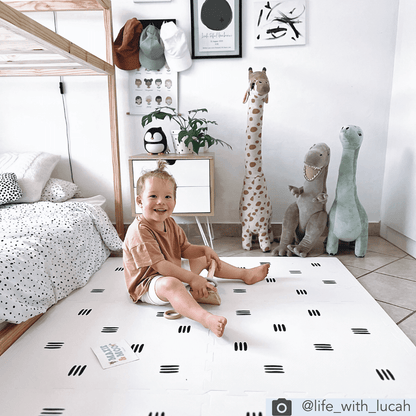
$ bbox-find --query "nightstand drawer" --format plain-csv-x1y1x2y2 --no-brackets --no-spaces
132,159,210,187
133,186,210,214
129,154,214,216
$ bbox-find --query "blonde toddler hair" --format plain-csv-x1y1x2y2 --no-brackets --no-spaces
136,159,177,199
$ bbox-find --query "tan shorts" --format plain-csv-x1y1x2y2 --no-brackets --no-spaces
140,259,191,306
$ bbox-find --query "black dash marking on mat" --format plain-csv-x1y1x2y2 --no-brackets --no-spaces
68,365,87,376
131,344,144,353
308,309,321,316
322,280,337,284
289,270,302,274
352,328,371,335
178,325,191,334
115,267,124,272
264,364,284,373
44,342,64,350
311,262,321,267
376,368,395,381
260,262,271,265
236,309,251,316
273,324,286,332
296,289,308,295
234,341,248,351
39,408,65,415
102,326,119,333
91,288,105,293
160,365,179,373
156,311,164,317
78,308,92,316
233,288,247,293
266,277,276,282
314,343,334,351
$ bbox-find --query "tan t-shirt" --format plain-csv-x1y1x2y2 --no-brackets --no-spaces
122,215,191,302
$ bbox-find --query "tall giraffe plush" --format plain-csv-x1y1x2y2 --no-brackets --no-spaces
239,67,273,252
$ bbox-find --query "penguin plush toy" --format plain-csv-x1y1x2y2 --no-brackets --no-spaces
144,127,168,155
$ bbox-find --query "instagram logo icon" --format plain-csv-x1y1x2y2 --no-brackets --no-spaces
272,398,292,415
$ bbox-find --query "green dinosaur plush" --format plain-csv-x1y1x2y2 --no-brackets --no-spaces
272,143,331,257
326,125,368,257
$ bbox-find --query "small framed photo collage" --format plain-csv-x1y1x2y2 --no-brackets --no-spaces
129,64,178,115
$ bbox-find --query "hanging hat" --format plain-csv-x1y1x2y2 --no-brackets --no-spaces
160,21,192,72
139,25,166,70
113,18,143,70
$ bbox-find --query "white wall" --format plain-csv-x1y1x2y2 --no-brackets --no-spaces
381,0,416,256
0,1,399,228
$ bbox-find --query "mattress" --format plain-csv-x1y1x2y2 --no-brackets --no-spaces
0,199,122,324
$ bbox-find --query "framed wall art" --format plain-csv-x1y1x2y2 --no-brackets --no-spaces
255,0,306,47
128,65,178,115
190,0,242,59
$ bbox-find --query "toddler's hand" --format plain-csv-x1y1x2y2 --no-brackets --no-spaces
190,275,217,300
204,246,221,272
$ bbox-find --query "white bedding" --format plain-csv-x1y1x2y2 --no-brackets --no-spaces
0,200,122,324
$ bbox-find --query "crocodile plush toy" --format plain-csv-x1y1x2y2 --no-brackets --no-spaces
272,143,331,257
326,125,368,257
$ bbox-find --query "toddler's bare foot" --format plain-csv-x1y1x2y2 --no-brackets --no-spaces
242,263,270,285
205,314,227,337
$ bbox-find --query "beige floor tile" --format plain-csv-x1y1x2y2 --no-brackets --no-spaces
377,301,413,324
398,312,416,346
359,272,416,310
376,257,416,282
330,251,401,271
344,265,370,278
367,236,408,257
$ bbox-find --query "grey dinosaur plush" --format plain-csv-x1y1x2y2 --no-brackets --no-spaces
326,125,368,257
272,143,331,257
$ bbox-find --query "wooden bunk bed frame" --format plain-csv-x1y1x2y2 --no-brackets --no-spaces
0,0,123,355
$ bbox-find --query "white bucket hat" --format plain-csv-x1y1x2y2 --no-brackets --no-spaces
160,21,192,72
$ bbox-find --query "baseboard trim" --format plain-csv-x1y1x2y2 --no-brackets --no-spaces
180,221,381,239
121,222,380,241
381,224,416,258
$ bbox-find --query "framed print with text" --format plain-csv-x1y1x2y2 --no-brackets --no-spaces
190,0,242,59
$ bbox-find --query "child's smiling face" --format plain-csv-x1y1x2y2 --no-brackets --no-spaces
137,177,176,230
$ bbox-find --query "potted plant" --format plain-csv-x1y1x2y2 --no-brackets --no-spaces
141,106,232,155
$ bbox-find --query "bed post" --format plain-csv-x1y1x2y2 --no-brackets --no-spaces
103,2,124,239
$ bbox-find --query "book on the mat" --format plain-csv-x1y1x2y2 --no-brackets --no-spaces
91,339,139,369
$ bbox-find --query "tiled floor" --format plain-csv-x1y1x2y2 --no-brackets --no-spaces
187,234,416,346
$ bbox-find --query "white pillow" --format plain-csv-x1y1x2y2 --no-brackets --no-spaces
40,178,79,202
0,152,60,203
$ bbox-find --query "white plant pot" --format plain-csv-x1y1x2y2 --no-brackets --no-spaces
170,130,209,155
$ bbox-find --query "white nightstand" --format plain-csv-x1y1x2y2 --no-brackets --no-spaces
129,153,215,247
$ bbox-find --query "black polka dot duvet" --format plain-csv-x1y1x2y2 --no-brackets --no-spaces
0,200,122,324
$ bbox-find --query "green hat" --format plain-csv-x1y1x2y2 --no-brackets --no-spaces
139,25,166,70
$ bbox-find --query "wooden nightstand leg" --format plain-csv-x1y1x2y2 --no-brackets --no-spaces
195,216,214,249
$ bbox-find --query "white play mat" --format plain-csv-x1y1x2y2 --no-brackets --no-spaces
1,256,415,415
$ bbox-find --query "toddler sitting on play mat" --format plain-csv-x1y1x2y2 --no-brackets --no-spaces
123,160,269,337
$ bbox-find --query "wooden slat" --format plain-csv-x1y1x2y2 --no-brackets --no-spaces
0,314,43,356
0,58,73,65
0,66,101,75
2,0,110,11
104,5,123,238
0,1,113,75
